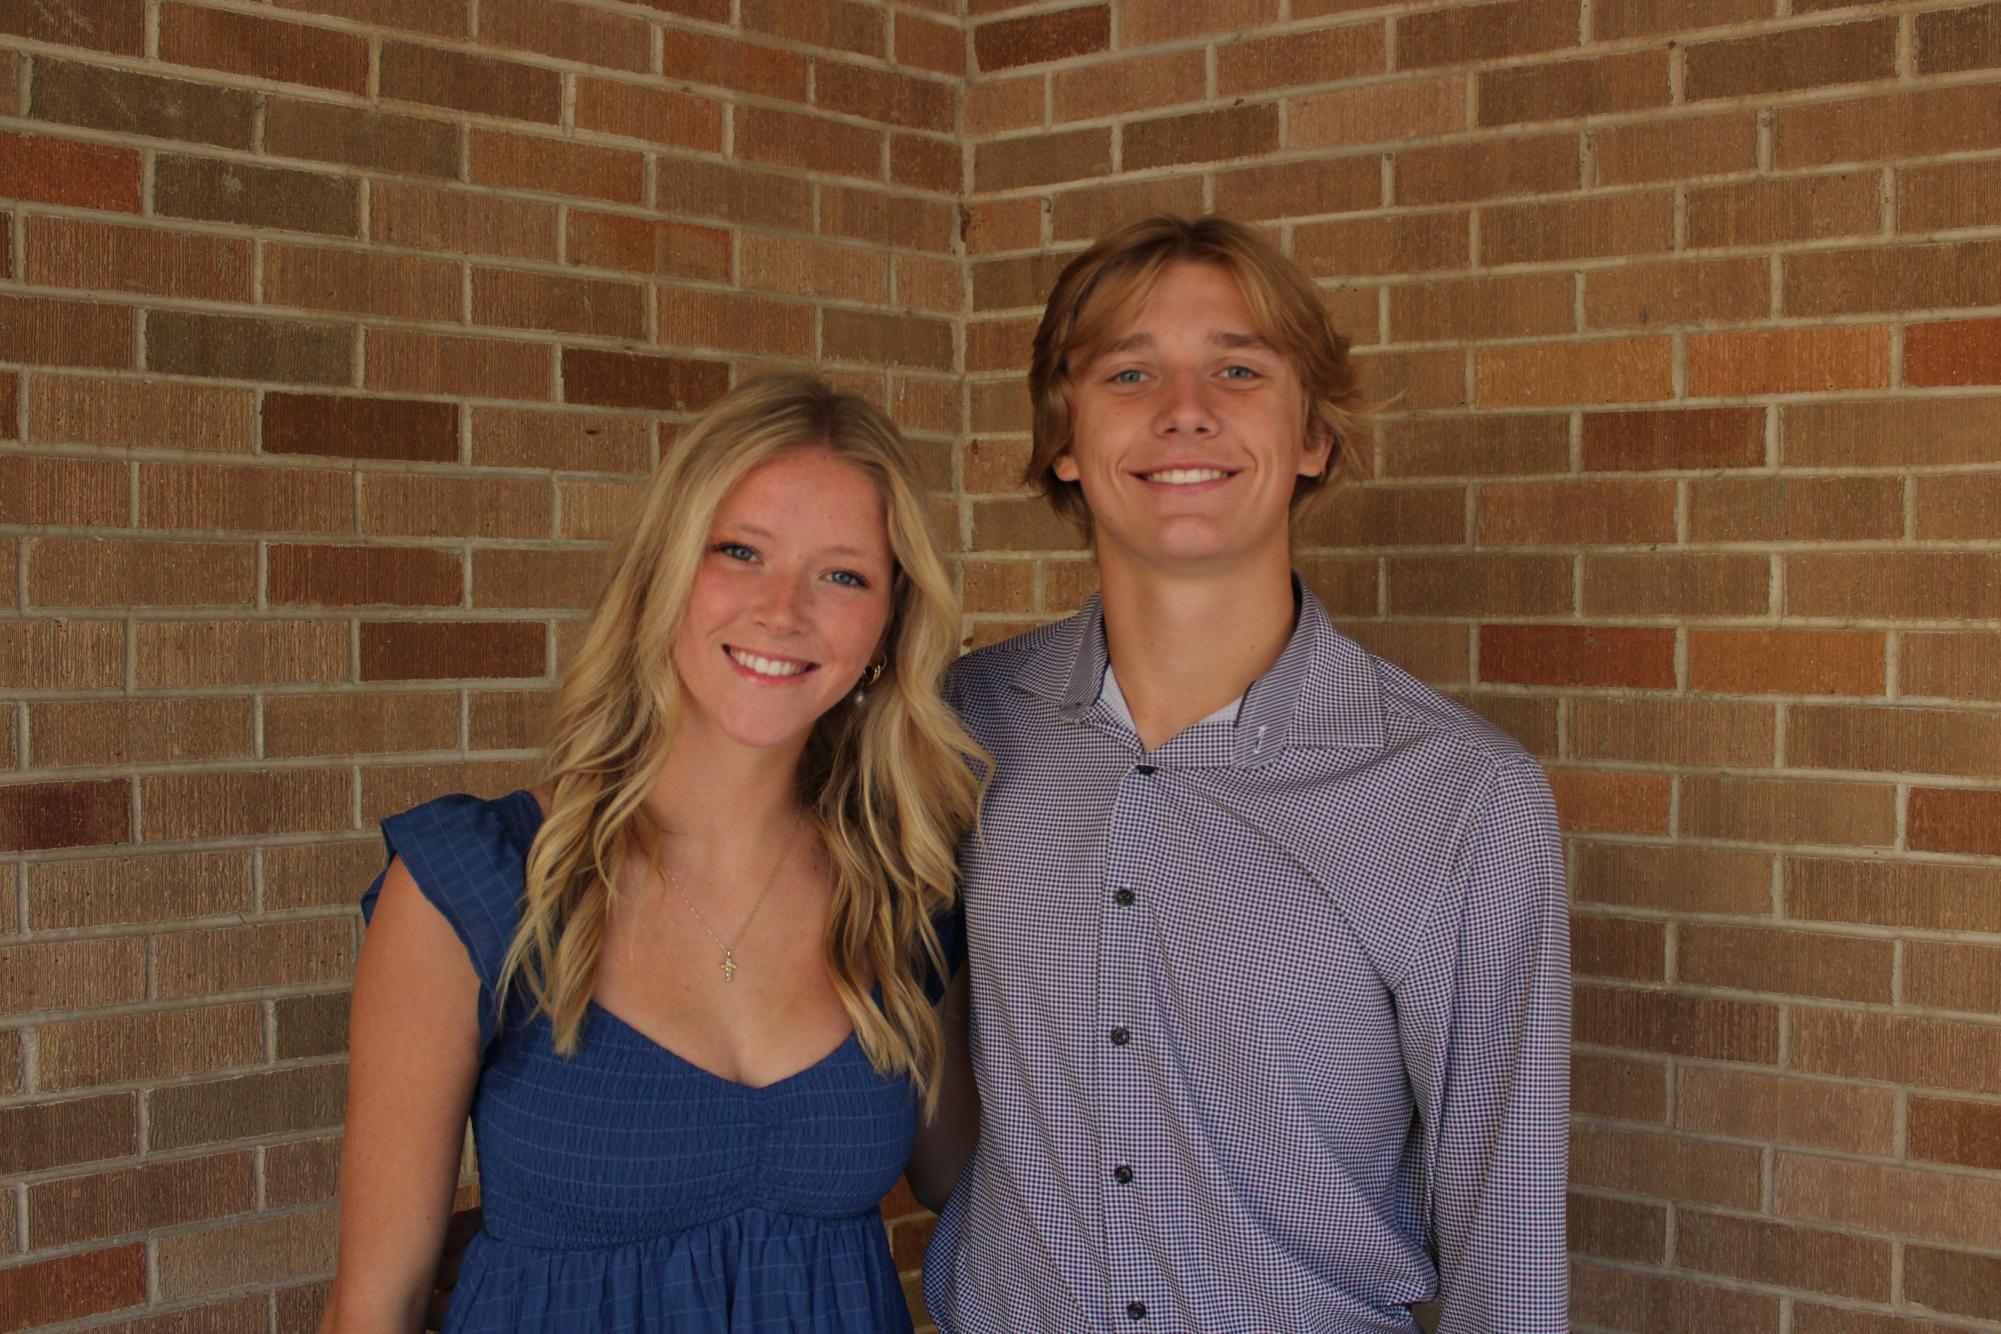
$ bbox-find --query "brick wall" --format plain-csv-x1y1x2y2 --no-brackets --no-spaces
957,1,2001,1331
4,0,2000,1331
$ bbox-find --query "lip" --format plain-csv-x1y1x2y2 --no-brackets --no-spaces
1132,465,1240,492
722,644,819,684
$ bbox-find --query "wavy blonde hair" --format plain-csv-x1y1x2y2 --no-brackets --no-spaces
496,374,983,1113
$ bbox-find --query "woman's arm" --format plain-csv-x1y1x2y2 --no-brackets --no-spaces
905,963,979,1213
320,859,485,1334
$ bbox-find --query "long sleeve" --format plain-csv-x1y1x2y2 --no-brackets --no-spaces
1427,758,1571,1333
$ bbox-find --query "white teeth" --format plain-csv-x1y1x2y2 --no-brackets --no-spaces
1145,468,1231,485
729,649,808,678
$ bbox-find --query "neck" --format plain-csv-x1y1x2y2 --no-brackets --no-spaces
644,723,805,855
1096,544,1299,751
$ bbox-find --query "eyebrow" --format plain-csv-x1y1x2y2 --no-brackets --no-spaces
721,523,883,563
1096,330,1276,356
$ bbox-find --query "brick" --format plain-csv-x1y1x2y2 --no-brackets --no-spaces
0,128,141,212
0,780,130,854
1595,111,1759,187
40,1003,261,1094
154,155,359,237
1570,697,1772,768
157,918,355,998
1360,347,1471,411
974,5,1107,71
1479,479,1674,545
267,1136,343,1209
1293,211,1470,277
562,349,730,413
265,243,460,322
1788,396,2001,467
29,1152,255,1249
31,375,253,455
1391,273,1572,343
364,328,553,402
895,130,962,196
1691,475,1903,544
971,498,1091,553
575,78,723,150
276,995,351,1062
656,156,813,231
1570,841,1771,915
1218,24,1384,95
142,768,351,841
559,479,646,540
1121,0,1276,45
159,3,366,93
379,40,559,122
0,455,124,526
569,214,731,283
1573,914,1664,982
139,462,350,534
658,288,812,360
1908,942,2001,1018
741,0,882,56
1910,1096,2001,1171
1689,171,1882,251
0,294,134,371
28,537,253,609
0,935,143,1014
1688,629,1883,697
734,105,882,181
1574,986,1778,1066
1569,1192,1664,1264
1679,1068,1894,1154
360,621,546,681
359,758,537,822
1903,632,2001,702
1688,18,1896,102
264,99,459,179
145,311,350,387
1396,0,1577,69
27,849,252,930
156,1204,339,1298
473,548,609,610
1545,768,1670,833
1917,473,2001,543
1910,786,2001,856
0,0,142,52
1793,1011,2001,1097
1484,191,1673,265
966,73,1045,137
1906,1247,2001,1322
30,58,253,149
1908,316,2001,386
896,10,963,76
0,1245,147,1330
821,185,956,253
1289,75,1466,149
0,1094,136,1178
473,407,648,474
1594,0,1767,39
1678,1212,1890,1303
1788,239,2001,318
470,689,556,750
266,690,458,758
370,182,557,262
1682,923,1892,1002
1397,132,1577,206
265,838,383,911
267,544,461,608
1296,484,1467,548
1777,1153,2001,1248
975,128,1112,193
1053,48,1204,123
1574,1050,1669,1122
0,620,125,691
135,620,348,688
1580,406,1764,472
971,251,1075,313
1918,1,2001,74
817,62,952,133
1900,157,2001,233
0,1028,16,1097
1786,855,2001,934
1793,1305,1977,1334
1208,160,1378,229
1791,705,2001,781
1778,83,2001,168
1689,326,1891,397
479,0,649,72
1342,621,1471,685
1572,1263,1780,1334
1684,775,1896,846
1477,337,1671,407
264,393,457,463
660,28,807,101
469,129,645,204
274,0,467,35
471,267,645,340
31,697,253,768
1571,1123,1766,1207
1478,49,1667,127
1585,257,1770,331
1788,553,2001,620
822,309,954,372
362,475,549,542
1378,414,1568,480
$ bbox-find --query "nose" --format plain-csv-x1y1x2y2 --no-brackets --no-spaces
750,571,807,635
1152,367,1218,437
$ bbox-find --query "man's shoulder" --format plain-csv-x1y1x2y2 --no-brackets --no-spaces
946,614,1082,700
1342,635,1540,777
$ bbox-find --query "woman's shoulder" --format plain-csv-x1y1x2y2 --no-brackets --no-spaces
364,789,544,941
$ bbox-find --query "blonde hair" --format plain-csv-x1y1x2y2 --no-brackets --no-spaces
497,374,983,1114
1027,213,1369,528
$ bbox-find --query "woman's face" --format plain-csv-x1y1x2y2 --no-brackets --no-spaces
669,446,896,759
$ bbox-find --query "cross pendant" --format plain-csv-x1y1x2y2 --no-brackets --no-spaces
721,952,737,983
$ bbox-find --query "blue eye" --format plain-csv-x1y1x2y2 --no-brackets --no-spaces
1220,364,1259,380
1109,368,1148,385
827,570,870,590
714,542,757,562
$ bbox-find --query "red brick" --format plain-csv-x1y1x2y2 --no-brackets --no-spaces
1569,696,1772,768
263,393,459,463
0,294,135,371
39,1001,263,1087
660,28,807,100
0,1245,146,1331
1786,855,2001,934
1690,475,1901,543
274,0,466,35
1479,625,1674,689
27,537,254,609
1576,984,1779,1066
893,133,958,198
1777,83,2001,169
567,213,730,282
0,1093,135,1176
820,185,956,253
472,548,609,610
469,129,645,204
266,838,384,911
275,996,351,1063
1397,131,1578,206
1390,272,1572,343
966,73,1045,137
1787,552,2001,620
25,217,248,302
1377,414,1567,480
1918,1,2001,74
471,267,645,340
735,105,882,182
1289,75,1465,149
1585,257,1771,331
1595,0,1766,39
1788,239,2001,318
1572,1262,1780,1334
479,0,650,72
1218,24,1385,95
1121,0,1276,45
817,61,953,133
1396,0,1578,69
1341,621,1471,685
1917,473,2001,542
1793,1304,1980,1334
1899,157,2001,233
1479,479,1675,545
139,462,351,534
1906,1246,2001,1322
0,454,126,526
1777,1152,2001,1248
364,328,553,402
1678,1068,1895,1155
1910,786,2001,856
1907,317,2001,387
1678,1212,1890,1302
0,935,144,1014
1051,49,1205,123
1581,407,1764,471
1679,923,1891,1002
153,155,359,237
0,620,126,691
370,182,558,262
0,0,143,52
159,2,367,95
1574,1050,1670,1122
1688,325,1891,397
361,474,550,540
1902,631,2001,702
740,0,882,56
1573,914,1664,982
656,157,813,231
974,128,1112,193
1690,171,1882,250
575,78,723,150
361,621,547,681
379,40,560,122
1682,775,1897,846
1477,337,1672,407
26,373,247,455
264,242,459,321
660,288,814,360
1546,769,1671,834
142,768,352,840
974,5,1108,71
265,689,459,758
1478,50,1668,127
0,128,141,212
263,98,460,179
1689,629,1884,697
1569,1192,1665,1264
472,407,648,473
1795,1010,2001,1100
360,758,536,822
28,849,251,931
896,10,963,76
28,1153,255,1249
1572,1122,1767,1208
1595,111,1759,186
1689,18,1897,102
30,58,253,149
1910,1095,2001,1171
823,308,954,372
1571,839,1771,916
561,349,730,412
1484,191,1673,265
470,689,557,750
268,544,462,607
0,780,130,853
144,310,349,386
558,479,646,540
1790,704,2001,781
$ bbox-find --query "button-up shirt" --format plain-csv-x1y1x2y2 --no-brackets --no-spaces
925,579,1569,1333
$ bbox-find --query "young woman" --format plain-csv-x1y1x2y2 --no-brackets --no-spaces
321,375,983,1333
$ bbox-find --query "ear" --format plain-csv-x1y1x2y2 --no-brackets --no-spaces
1297,420,1336,480
1051,448,1081,483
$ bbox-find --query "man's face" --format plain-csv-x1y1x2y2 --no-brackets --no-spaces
1057,260,1331,577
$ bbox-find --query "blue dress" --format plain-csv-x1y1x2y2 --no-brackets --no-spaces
361,791,942,1333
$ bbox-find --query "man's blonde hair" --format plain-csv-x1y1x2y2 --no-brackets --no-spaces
1026,213,1368,527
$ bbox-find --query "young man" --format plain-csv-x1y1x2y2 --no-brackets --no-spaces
924,216,1569,1333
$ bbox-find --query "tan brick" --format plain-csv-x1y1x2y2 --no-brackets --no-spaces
970,498,1090,553
1777,1153,2001,1248
1051,49,1203,123
1479,50,1668,127
1571,1123,1765,1208
0,619,125,691
1293,483,1467,548
1793,1303,1982,1334
266,1136,344,1208
1384,554,1570,617
469,129,645,204
157,918,354,999
30,1152,255,1248
141,767,349,842
1789,552,2001,620
1682,923,1893,1002
1689,17,1897,103
567,212,730,283
823,308,955,372
149,1065,346,1152
472,548,610,610
28,537,255,609
1916,0,2001,73
276,994,350,1062
1377,414,1567,479
820,185,955,253
1390,273,1572,343
264,392,458,463
1688,325,1891,397
0,1092,136,1175
1679,1068,1895,1154
1208,159,1380,229
1484,190,1674,266
1777,82,2001,169
816,60,952,133
1596,0,1768,39
1120,0,1276,46
1573,914,1664,982
1575,985,1779,1066
360,621,547,682
264,98,459,179
1689,171,1882,251
0,779,131,853
1571,840,1771,916
655,156,813,232
974,128,1112,193
1787,239,2001,318
1569,1192,1665,1264
1787,855,2001,934
469,689,556,750
1582,553,1771,618
1915,473,2001,543
29,375,253,453
1907,1246,2001,1323
159,2,367,95
1691,475,1903,544
40,1005,263,1095
1906,941,2001,1019
469,267,645,341
1477,337,1671,407
139,462,352,535
0,1244,148,1329
1569,697,1772,769
0,936,144,1014
660,27,807,101
1342,620,1471,685
364,328,554,402
1289,75,1466,149
472,407,648,474
154,155,359,238
894,132,957,195
1900,157,2001,233
26,216,251,302
1679,1211,1890,1303
965,73,1045,137
379,40,559,122
1,0,144,53
1397,131,1578,206
1909,1095,2001,1172
157,1204,339,1298
1294,211,1471,278
369,182,558,261
31,697,253,769
0,453,126,526
265,838,384,912
734,104,883,181
1396,0,1577,68
1479,478,1674,545
1217,23,1384,95
1902,632,2001,702
741,233,887,304
144,310,350,387
1574,1050,1670,1123
1574,1261,1781,1333
27,850,252,930
360,475,547,542
1792,1011,2001,1098
1594,112,1759,187
1791,704,2001,781
1585,257,1771,332
1684,775,1896,846
0,293,135,370
360,758,537,822
265,690,459,758
1580,405,1764,471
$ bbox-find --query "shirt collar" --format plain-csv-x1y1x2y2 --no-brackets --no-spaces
1011,572,1386,766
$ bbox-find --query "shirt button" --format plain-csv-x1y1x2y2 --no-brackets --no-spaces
1109,1025,1131,1047
1113,1164,1134,1184
1126,1302,1148,1321
1113,887,1136,907
1134,764,1156,775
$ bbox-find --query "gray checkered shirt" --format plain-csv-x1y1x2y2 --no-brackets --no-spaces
924,578,1569,1333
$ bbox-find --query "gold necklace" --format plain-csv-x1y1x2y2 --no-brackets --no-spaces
655,813,804,983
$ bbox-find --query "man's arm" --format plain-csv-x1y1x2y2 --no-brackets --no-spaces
1427,760,1571,1333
